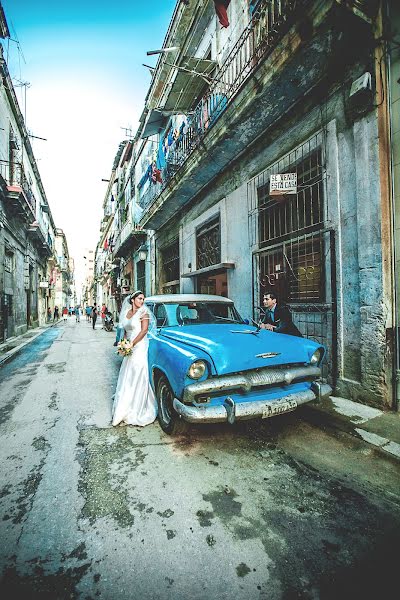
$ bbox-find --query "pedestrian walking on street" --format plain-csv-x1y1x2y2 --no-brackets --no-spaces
112,291,157,427
92,304,98,329
85,305,91,322
62,307,68,322
47,307,52,323
101,303,107,325
53,306,59,322
75,306,81,323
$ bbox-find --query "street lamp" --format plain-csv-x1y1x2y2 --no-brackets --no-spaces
146,46,180,56
138,245,148,261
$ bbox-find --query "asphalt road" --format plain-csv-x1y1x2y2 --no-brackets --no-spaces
0,318,399,600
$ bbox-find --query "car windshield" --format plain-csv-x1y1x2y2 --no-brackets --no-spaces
152,302,244,327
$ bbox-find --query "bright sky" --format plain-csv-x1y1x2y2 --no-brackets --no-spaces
1,0,177,292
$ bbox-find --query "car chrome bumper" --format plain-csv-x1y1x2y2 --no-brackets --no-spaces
183,365,322,403
173,383,332,424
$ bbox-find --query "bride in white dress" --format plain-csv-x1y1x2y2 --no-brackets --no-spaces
112,291,157,427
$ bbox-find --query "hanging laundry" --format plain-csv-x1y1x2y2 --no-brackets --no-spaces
138,164,152,189
214,0,231,28
156,136,166,170
151,163,163,184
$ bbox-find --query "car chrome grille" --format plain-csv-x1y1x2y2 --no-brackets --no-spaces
183,364,321,403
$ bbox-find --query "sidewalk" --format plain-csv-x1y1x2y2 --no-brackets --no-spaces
0,325,399,463
0,321,59,367
303,395,400,463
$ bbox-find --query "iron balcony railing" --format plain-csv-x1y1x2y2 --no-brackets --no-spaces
0,159,37,214
112,219,146,256
139,0,300,213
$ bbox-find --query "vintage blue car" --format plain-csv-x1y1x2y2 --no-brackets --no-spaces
145,294,332,434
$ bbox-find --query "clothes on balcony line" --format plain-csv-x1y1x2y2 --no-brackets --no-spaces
133,202,143,224
198,92,228,131
151,164,162,184
156,136,166,170
167,129,174,147
214,0,231,28
210,93,228,124
138,164,152,190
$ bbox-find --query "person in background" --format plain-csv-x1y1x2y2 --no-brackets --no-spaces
260,292,302,337
92,303,98,330
75,306,81,323
53,306,59,322
47,307,52,323
101,303,107,323
62,307,68,322
85,305,92,322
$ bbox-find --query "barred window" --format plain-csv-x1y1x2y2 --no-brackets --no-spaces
161,239,180,284
196,216,220,270
256,145,325,304
4,252,13,273
137,261,146,295
258,148,323,246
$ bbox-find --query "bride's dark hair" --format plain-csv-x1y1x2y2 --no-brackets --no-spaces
130,290,144,302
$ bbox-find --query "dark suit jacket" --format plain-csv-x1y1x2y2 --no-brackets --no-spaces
261,304,302,337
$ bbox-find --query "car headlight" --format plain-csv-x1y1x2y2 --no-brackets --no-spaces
310,348,323,365
188,360,207,379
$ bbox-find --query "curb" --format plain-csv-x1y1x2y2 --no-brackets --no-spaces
0,323,58,368
302,401,400,464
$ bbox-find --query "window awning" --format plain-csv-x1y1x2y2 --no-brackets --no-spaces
141,109,169,139
181,262,235,278
162,57,216,113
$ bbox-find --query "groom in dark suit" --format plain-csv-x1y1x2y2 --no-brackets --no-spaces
260,292,302,337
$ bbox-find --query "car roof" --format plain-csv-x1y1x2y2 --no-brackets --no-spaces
145,294,234,304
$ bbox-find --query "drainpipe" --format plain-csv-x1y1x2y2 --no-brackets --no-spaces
384,1,400,410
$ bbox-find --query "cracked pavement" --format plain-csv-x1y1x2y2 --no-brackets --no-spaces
1,319,400,599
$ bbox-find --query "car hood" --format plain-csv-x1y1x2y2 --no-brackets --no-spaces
160,324,321,374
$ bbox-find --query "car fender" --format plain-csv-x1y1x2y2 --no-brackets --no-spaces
148,333,215,399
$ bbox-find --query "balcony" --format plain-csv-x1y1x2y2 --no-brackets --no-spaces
138,0,339,230
113,219,147,258
0,160,37,221
27,221,53,257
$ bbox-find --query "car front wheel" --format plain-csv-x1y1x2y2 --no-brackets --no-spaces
156,374,187,435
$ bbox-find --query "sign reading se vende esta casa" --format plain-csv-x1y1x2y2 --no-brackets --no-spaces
269,173,297,195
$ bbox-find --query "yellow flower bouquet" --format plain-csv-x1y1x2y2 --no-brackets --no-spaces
116,339,133,357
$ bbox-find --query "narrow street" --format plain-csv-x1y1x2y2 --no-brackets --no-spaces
0,319,399,600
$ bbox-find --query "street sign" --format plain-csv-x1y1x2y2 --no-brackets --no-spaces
270,173,297,195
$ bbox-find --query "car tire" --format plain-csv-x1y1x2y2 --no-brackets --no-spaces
156,374,187,435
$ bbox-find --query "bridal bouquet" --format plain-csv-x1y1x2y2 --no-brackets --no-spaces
116,339,133,357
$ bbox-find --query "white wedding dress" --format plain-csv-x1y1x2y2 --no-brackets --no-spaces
112,306,157,427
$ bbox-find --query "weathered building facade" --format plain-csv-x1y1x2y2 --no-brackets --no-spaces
128,0,397,410
54,229,72,311
90,0,398,409
0,5,71,338
94,139,149,323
